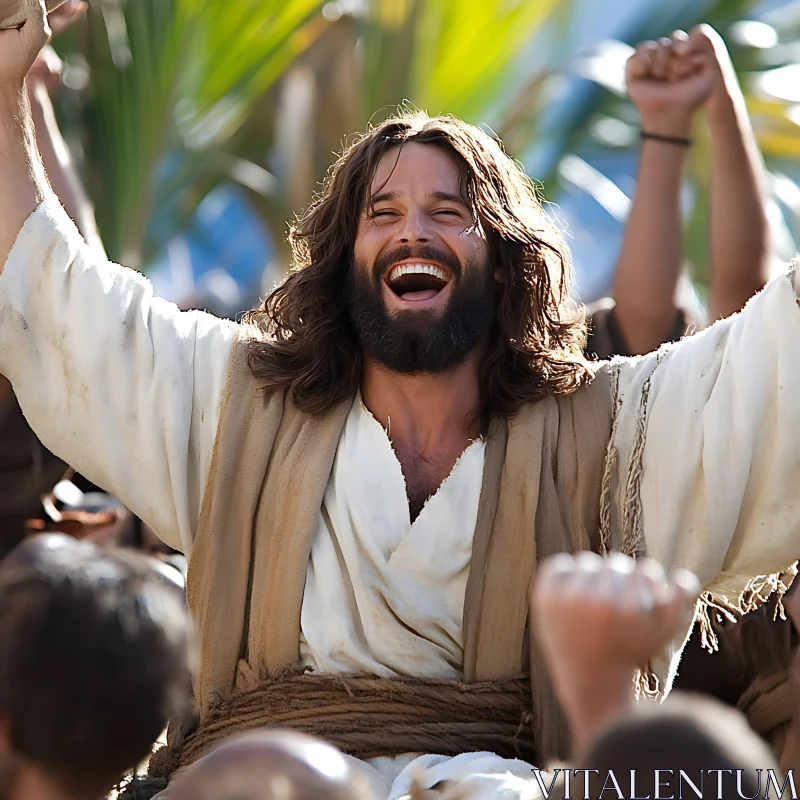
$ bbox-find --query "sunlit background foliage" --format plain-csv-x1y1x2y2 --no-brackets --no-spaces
51,0,800,315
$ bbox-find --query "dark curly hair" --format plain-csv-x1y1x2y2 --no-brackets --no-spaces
243,111,593,428
0,535,191,800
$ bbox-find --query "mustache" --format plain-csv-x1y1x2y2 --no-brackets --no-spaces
372,245,462,282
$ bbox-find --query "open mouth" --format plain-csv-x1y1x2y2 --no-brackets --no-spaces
386,263,451,302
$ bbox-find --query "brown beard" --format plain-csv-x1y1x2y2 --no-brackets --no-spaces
346,248,496,375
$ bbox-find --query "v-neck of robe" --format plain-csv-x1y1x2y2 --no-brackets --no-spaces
356,394,485,540
298,395,488,678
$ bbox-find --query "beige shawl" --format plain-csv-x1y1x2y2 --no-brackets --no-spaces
186,339,613,763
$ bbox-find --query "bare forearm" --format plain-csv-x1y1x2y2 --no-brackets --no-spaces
555,667,634,758
0,85,49,267
28,81,104,254
707,95,769,320
612,122,689,354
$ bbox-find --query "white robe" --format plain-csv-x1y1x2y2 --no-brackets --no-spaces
301,396,543,798
3,197,800,799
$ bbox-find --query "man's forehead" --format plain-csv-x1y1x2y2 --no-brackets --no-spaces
369,141,465,197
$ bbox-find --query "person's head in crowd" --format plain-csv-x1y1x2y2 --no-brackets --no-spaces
0,534,192,800
169,730,373,800
582,693,779,799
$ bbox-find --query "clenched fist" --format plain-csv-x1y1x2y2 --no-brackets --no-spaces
0,0,50,95
686,24,741,119
531,552,700,752
0,0,64,29
626,26,734,138
532,551,699,684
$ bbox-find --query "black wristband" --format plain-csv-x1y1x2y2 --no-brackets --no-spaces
640,130,693,147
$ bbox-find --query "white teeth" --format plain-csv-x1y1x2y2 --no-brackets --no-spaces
388,264,450,283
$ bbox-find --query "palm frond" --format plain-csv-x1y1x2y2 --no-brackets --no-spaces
66,0,327,267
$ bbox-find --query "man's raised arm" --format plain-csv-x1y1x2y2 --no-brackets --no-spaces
695,26,771,321
606,259,800,689
611,33,711,356
0,8,50,261
0,5,239,554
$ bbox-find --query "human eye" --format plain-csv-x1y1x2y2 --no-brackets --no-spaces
371,208,399,219
432,208,462,218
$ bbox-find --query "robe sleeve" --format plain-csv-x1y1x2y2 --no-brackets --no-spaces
0,195,239,555
609,266,800,603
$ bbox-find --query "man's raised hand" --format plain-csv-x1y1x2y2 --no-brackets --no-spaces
0,0,53,268
0,0,50,96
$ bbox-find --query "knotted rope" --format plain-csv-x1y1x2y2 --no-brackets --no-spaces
183,672,536,768
120,671,536,799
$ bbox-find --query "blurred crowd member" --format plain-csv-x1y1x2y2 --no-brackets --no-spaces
582,695,779,800
586,25,792,765
586,26,769,359
781,587,800,775
5,8,800,799
531,552,700,757
0,534,192,800
169,731,373,800
531,554,778,798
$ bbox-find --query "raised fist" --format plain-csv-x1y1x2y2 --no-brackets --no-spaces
0,0,50,93
626,31,716,137
685,24,740,118
531,551,700,682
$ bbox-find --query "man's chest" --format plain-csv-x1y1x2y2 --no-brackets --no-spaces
396,447,474,522
302,418,488,673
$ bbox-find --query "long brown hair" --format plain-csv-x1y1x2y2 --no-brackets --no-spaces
243,111,593,427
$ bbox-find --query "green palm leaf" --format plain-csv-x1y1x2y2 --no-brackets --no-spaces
68,0,327,267
360,0,563,123
411,0,561,121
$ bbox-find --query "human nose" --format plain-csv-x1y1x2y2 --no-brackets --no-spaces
396,208,432,244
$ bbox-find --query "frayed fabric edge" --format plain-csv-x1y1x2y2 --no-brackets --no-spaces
621,352,665,559
599,355,667,700
694,564,799,653
633,662,662,701
602,275,800,698
598,364,621,555
632,566,799,702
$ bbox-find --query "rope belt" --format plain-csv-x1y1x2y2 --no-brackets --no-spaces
147,671,537,784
